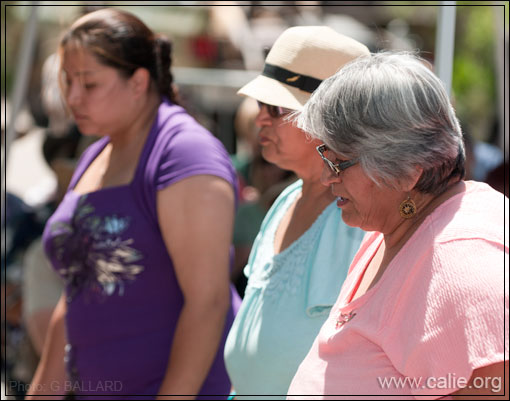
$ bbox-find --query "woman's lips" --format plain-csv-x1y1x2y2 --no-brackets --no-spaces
258,135,272,145
336,196,349,207
72,112,88,121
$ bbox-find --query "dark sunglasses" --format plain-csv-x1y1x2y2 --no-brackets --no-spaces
257,101,293,119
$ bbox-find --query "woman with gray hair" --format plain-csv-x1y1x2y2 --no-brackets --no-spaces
287,52,508,398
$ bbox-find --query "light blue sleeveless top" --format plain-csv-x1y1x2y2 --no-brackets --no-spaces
224,180,365,399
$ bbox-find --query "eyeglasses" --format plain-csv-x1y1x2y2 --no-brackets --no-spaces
257,101,293,119
316,144,358,176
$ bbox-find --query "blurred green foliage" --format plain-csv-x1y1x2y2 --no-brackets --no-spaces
452,4,503,142
387,2,506,143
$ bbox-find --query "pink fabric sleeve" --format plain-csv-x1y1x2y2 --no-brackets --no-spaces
381,238,508,397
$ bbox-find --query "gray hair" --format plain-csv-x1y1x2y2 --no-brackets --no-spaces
295,51,465,195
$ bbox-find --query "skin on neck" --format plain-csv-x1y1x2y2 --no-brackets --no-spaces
273,145,335,254
295,141,335,204
382,180,465,251
351,179,465,300
98,84,161,188
108,88,161,150
301,169,334,203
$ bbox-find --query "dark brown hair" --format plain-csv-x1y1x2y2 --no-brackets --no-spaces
59,8,178,104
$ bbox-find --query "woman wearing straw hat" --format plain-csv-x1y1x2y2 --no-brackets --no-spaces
224,26,369,398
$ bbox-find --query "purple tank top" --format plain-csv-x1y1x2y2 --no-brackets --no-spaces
42,100,240,399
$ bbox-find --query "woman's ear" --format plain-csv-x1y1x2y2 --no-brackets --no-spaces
400,166,423,192
129,67,151,97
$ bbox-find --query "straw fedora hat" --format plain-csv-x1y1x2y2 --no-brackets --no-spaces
238,26,370,111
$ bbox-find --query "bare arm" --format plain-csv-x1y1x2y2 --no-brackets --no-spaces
451,361,508,400
25,293,68,399
156,175,235,400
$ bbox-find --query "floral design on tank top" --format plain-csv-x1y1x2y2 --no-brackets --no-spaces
49,195,144,301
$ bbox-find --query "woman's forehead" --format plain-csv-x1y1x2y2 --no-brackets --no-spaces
61,47,103,74
62,45,94,63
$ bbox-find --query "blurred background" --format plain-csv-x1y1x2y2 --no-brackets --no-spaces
1,1,508,399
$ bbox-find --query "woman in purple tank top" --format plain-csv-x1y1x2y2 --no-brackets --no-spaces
26,8,239,400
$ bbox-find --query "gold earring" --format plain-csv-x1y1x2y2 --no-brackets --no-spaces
399,196,417,219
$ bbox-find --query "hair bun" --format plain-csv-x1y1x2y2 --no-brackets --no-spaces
153,34,176,102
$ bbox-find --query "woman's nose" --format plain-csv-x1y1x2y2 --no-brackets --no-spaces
254,105,272,127
66,81,81,107
320,165,340,187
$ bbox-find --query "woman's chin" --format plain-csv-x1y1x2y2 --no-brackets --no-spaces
260,148,278,166
75,124,102,137
340,212,363,229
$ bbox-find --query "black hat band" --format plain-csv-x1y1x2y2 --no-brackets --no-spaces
262,63,322,93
